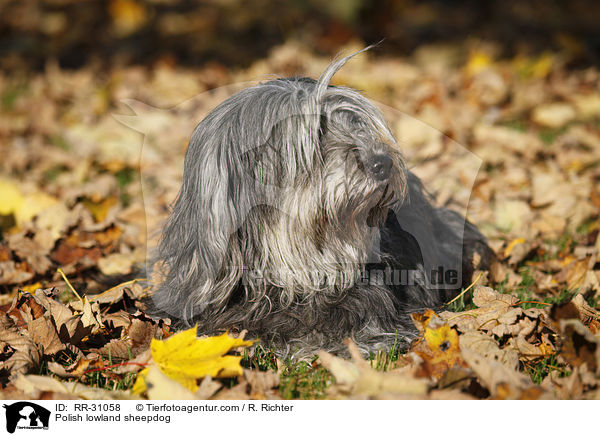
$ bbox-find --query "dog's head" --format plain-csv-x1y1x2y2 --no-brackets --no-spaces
154,48,408,321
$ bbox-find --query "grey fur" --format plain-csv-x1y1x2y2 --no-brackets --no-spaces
152,49,492,358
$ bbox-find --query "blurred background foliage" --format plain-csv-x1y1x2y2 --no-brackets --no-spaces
1,0,599,72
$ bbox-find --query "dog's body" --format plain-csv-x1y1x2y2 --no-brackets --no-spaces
152,50,492,358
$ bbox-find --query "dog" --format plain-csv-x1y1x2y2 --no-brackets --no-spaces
151,48,492,358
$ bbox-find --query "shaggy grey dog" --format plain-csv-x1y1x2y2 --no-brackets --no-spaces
152,49,492,358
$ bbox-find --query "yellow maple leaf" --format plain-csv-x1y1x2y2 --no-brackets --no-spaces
0,179,58,227
17,192,58,225
82,196,118,222
424,324,460,362
132,327,255,395
0,179,23,216
412,322,464,379
465,51,493,76
20,282,42,293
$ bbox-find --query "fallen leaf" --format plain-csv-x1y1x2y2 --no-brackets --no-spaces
532,103,576,128
0,315,41,378
559,319,600,374
27,316,65,356
459,330,519,370
243,369,280,399
48,355,101,378
132,327,254,394
319,339,430,399
0,180,59,227
411,317,465,379
13,374,134,399
98,253,134,275
461,348,533,398
440,286,518,332
0,261,34,285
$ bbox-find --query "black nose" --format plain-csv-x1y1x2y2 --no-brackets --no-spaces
368,155,393,181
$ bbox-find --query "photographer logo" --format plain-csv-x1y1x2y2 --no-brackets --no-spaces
3,402,50,433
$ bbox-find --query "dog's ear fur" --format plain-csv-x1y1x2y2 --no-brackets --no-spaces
151,107,249,321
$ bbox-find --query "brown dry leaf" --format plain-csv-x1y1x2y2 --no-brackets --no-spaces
0,315,41,378
493,200,533,235
23,290,96,347
0,261,34,285
15,291,46,322
428,389,478,400
56,315,94,347
468,69,507,106
12,374,75,398
13,374,134,400
102,310,131,328
532,102,576,128
317,349,360,386
33,288,74,326
211,381,251,400
542,366,597,400
91,338,133,360
243,369,280,399
506,336,552,361
318,340,430,399
33,202,73,245
10,289,113,360
459,330,519,370
571,93,600,119
195,375,223,400
440,286,519,332
442,287,556,363
570,294,600,333
503,238,531,265
110,348,152,374
90,282,147,305
473,124,542,159
48,355,101,378
69,297,103,334
51,237,102,268
461,348,534,398
98,252,134,275
49,225,123,270
564,258,590,290
559,319,600,374
27,316,65,356
91,225,123,247
491,307,547,339
6,232,53,275
128,316,157,352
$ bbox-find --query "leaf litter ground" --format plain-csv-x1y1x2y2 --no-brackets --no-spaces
1,41,600,399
